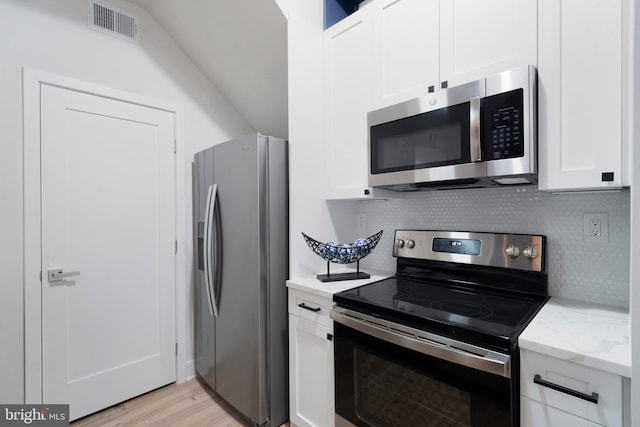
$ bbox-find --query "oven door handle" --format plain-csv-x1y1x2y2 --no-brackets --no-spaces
331,307,511,378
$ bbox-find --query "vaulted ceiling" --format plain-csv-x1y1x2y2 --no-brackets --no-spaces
130,0,288,139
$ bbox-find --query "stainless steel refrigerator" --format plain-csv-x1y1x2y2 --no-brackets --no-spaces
193,133,288,427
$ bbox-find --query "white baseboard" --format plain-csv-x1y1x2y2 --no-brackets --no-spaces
183,358,196,382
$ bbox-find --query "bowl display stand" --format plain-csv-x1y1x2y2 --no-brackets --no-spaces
302,230,383,283
316,259,370,282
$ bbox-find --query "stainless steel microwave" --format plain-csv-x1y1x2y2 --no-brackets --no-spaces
367,65,537,191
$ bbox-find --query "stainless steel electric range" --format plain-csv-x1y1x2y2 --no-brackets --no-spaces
331,230,549,427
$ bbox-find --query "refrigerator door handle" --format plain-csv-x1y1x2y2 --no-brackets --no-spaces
212,183,222,317
203,184,219,317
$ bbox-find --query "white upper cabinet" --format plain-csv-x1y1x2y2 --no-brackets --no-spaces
324,6,375,199
371,0,439,109
439,0,538,88
371,0,537,110
537,0,625,191
324,5,396,199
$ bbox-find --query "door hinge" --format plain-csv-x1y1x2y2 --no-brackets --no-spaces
175,240,177,254
174,138,177,154
175,342,178,356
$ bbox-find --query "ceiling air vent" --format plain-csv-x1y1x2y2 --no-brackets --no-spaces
88,0,139,43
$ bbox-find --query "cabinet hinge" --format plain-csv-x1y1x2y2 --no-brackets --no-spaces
174,138,177,154
39,271,42,282
175,342,178,356
175,240,178,254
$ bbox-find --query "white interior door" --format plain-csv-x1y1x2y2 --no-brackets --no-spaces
40,84,176,421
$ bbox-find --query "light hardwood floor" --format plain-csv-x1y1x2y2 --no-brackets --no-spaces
71,378,289,427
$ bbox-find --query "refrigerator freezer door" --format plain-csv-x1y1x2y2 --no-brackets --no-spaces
194,147,215,390
213,134,269,424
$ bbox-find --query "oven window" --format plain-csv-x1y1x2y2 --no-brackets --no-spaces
370,102,471,174
355,350,471,426
335,323,512,427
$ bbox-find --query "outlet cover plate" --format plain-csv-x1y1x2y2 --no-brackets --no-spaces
357,213,367,233
583,213,608,243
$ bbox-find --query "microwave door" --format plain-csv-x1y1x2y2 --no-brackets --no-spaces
368,79,486,188
370,103,473,171
368,114,484,187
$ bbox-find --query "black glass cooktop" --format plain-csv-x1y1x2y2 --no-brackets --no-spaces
333,275,548,352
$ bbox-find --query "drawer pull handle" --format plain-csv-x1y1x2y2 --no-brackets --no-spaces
298,303,321,312
533,374,599,404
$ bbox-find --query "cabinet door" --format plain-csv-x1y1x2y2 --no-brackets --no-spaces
537,0,622,191
521,396,547,427
440,0,537,87
371,0,439,109
522,397,603,427
289,313,334,427
324,7,374,199
546,406,603,427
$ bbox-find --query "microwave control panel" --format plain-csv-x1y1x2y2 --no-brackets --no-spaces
482,88,524,161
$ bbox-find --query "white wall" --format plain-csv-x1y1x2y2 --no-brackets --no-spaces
288,0,359,279
0,0,252,403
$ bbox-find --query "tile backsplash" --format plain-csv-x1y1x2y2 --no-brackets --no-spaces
355,187,630,309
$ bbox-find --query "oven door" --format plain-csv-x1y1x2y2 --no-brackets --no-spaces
367,78,486,189
332,309,516,427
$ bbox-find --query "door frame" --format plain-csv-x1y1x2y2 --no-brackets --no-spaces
23,67,187,403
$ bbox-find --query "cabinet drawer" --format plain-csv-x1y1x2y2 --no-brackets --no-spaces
521,350,621,426
288,288,334,328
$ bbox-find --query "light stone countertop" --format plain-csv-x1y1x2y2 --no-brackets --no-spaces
286,272,392,299
288,276,632,378
519,297,631,378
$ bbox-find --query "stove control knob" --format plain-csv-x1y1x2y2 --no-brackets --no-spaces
396,239,405,248
505,245,520,258
405,239,416,249
523,246,538,260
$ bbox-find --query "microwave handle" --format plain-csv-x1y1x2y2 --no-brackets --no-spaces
470,96,482,162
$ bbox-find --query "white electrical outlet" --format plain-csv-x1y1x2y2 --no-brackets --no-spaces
357,214,367,233
583,213,608,243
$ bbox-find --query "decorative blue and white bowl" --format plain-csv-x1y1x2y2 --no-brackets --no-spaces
302,230,383,264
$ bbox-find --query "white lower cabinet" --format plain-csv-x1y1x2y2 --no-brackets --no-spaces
522,396,602,427
288,289,335,427
520,349,623,427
